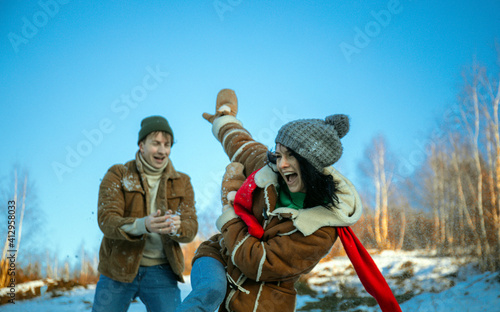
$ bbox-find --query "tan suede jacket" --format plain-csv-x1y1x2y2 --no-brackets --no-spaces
97,153,197,283
195,116,362,312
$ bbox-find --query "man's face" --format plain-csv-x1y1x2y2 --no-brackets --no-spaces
139,132,172,169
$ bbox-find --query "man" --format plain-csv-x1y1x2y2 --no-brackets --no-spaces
92,116,198,312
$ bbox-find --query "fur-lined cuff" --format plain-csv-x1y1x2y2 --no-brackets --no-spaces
217,104,232,113
227,191,237,202
212,115,242,141
216,207,239,231
254,164,278,188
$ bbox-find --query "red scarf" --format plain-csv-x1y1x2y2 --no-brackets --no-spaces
233,169,402,312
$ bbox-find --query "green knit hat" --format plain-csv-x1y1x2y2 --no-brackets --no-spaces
275,114,350,172
138,116,174,145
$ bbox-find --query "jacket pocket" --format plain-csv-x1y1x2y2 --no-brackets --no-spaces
167,197,181,212
229,281,296,312
166,180,185,211
256,282,296,312
107,239,142,272
123,190,146,218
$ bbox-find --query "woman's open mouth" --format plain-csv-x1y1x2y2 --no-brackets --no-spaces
284,172,298,185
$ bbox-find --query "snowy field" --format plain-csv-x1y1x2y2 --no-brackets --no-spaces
1,250,498,311
297,250,499,311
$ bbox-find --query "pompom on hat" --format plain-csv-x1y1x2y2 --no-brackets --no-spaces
275,114,350,172
138,116,174,145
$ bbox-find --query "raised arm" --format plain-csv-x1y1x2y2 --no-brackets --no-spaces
203,89,269,176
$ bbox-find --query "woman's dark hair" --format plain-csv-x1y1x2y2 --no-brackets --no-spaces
267,148,340,209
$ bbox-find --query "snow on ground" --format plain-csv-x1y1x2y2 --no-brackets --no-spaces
1,250,499,311
309,250,463,295
298,250,499,311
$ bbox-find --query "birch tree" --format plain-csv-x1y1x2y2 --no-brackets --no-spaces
0,167,42,286
478,64,500,269
460,64,495,270
361,135,398,249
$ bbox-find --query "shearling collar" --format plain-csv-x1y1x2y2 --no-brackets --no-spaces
134,151,180,180
260,165,363,236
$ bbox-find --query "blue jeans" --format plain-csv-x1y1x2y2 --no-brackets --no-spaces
175,257,227,312
92,264,181,312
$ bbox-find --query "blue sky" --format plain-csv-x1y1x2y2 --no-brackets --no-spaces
1,0,499,263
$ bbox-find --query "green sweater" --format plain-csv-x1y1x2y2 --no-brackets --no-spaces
277,185,306,210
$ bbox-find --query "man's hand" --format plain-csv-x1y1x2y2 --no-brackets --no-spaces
203,89,238,124
145,210,180,235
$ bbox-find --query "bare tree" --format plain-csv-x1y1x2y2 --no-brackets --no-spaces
360,135,401,249
0,166,44,286
354,52,499,272
478,61,500,269
418,58,500,270
428,143,446,250
0,169,27,287
460,63,495,270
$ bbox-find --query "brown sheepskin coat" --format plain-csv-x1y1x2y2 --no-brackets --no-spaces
97,153,197,283
194,115,362,312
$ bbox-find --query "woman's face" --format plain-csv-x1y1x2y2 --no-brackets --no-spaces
275,144,306,193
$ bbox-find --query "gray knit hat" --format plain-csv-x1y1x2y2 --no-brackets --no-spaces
275,114,350,172
138,116,174,145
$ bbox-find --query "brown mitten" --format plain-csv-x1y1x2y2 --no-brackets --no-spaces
221,162,246,212
203,89,238,124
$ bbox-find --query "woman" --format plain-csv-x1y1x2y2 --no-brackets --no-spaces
177,89,400,312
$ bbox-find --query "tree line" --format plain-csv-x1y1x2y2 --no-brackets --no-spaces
353,59,499,272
